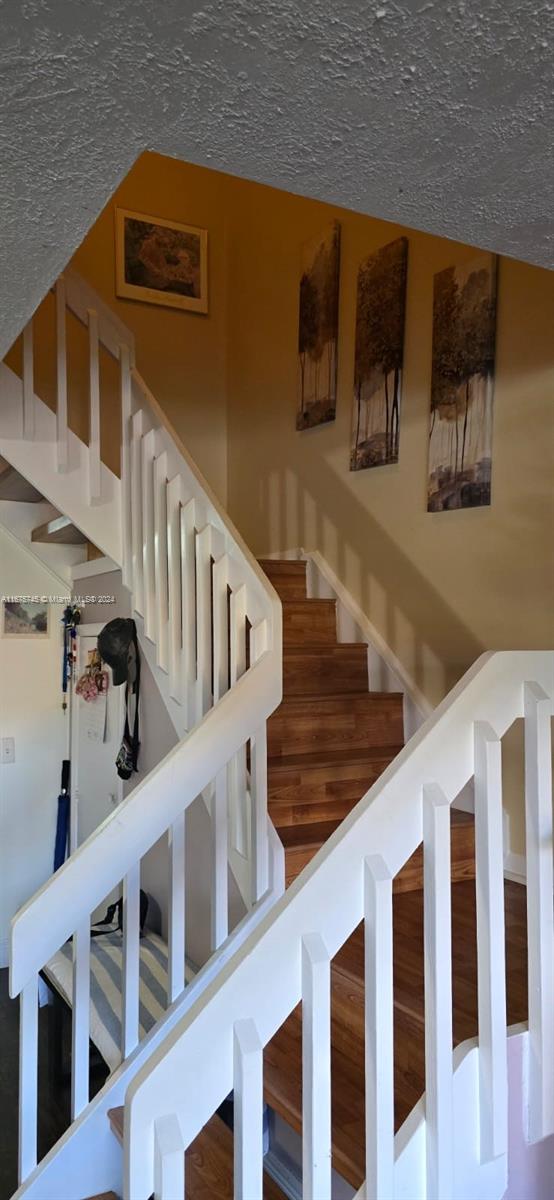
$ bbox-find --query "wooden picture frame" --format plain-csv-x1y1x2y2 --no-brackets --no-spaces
115,208,208,314
2,600,50,637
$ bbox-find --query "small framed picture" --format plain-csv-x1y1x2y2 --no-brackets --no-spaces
115,208,208,314
2,601,50,637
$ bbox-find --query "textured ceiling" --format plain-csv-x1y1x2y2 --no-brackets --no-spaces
1,0,553,353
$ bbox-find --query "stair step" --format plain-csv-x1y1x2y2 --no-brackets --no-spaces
283,643,368,696
268,692,404,759
108,1107,286,1198
258,558,307,601
0,456,43,502
32,514,87,545
85,1194,119,1200
268,745,399,826
279,819,341,886
282,599,337,646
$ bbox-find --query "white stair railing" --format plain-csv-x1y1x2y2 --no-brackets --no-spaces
6,269,282,1187
125,651,554,1200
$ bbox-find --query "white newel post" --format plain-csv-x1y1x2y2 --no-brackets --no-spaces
168,813,186,1004
250,620,269,903
130,409,145,616
302,933,332,1200
154,1114,185,1200
122,862,141,1058
55,276,68,471
474,721,507,1163
364,854,394,1200
524,682,554,1143
234,1019,264,1200
423,784,453,1200
22,319,34,440
71,917,91,1119
120,343,133,589
18,976,38,1183
87,308,101,503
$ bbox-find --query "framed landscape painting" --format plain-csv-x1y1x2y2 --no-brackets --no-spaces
2,601,49,637
427,253,497,511
115,208,208,314
297,221,341,430
350,237,408,471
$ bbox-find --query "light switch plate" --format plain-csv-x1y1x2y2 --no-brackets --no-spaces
1,737,15,764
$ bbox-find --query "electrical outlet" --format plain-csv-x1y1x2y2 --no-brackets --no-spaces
1,737,15,764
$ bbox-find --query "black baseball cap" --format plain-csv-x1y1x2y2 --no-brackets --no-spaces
97,618,136,686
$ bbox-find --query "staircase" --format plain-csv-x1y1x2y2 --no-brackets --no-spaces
1,268,553,1200
1,268,283,1198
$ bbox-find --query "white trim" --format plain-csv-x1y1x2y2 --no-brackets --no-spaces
71,556,119,581
504,853,526,886
0,517,71,595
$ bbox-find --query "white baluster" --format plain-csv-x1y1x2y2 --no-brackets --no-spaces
55,277,68,471
153,452,169,673
249,621,269,903
22,320,34,440
234,1019,263,1200
302,933,332,1200
423,784,453,1200
87,308,101,503
474,721,507,1162
364,854,394,1200
180,499,197,729
122,862,141,1058
141,429,157,642
18,976,38,1183
130,409,145,616
120,344,133,589
211,768,229,951
195,525,213,719
229,584,248,855
524,682,554,1142
71,917,90,1118
212,554,230,703
154,1114,185,1200
168,813,186,1004
166,474,184,704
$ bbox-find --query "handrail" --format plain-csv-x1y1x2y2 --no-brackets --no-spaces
10,649,279,996
125,651,554,1199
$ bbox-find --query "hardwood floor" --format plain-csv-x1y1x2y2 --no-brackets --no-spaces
264,879,528,1191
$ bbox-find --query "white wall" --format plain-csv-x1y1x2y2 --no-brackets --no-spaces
0,527,69,966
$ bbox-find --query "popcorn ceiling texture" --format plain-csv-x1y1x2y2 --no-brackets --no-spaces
1,0,552,354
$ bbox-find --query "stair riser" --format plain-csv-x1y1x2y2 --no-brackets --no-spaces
283,601,337,646
268,696,404,758
269,766,392,826
259,561,308,602
283,646,368,696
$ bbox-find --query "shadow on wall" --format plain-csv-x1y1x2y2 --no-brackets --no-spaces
259,449,483,705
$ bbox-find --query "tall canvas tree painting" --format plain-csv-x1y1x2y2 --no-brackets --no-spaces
350,237,408,470
428,253,497,511
297,222,341,430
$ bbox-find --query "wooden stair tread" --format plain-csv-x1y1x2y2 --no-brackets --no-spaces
31,514,87,544
108,1107,286,1199
283,643,369,696
85,1194,119,1200
269,745,402,772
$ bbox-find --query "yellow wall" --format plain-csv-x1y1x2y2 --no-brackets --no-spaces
225,179,554,709
70,153,229,501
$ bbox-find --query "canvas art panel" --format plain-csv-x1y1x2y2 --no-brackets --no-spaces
2,601,49,637
115,208,208,314
297,221,341,430
427,252,497,511
350,237,408,471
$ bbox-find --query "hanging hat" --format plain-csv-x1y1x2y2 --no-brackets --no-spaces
97,618,137,686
